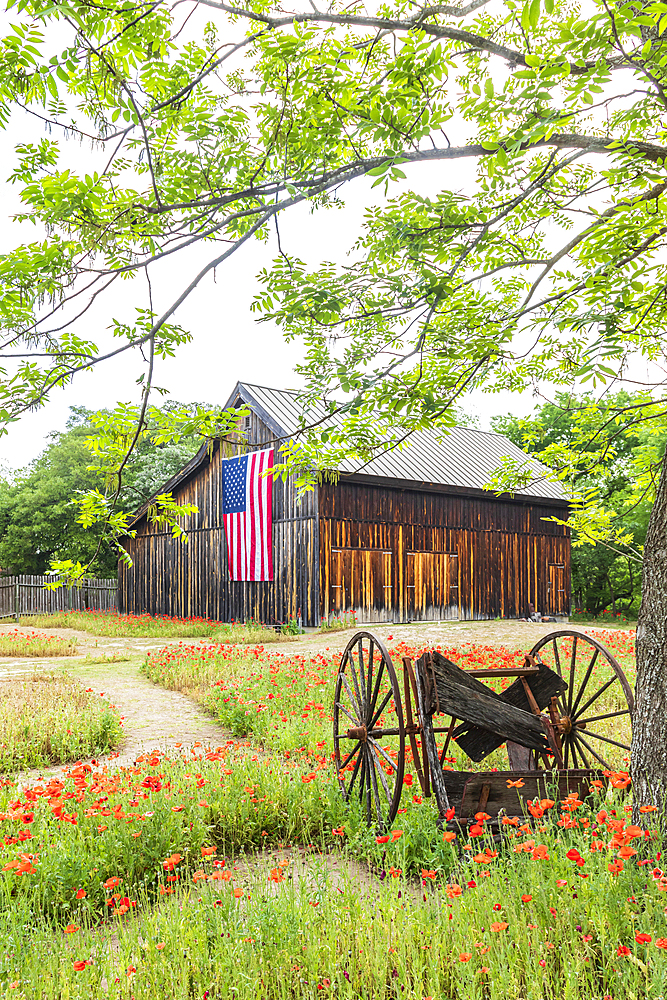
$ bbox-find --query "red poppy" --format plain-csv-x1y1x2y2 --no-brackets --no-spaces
103,876,121,890
73,961,88,971
635,933,652,945
391,830,403,842
64,924,79,934
490,922,508,932
376,835,390,844
443,831,456,842
617,945,631,956
521,894,532,903
655,938,667,949
421,869,436,880
75,889,86,899
331,827,344,836
201,846,216,856
459,953,472,962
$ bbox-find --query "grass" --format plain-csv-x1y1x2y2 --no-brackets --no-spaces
0,630,78,657
78,652,134,664
22,611,300,643
317,612,358,632
0,673,123,772
0,625,652,998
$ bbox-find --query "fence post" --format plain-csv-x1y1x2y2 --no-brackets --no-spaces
14,579,19,624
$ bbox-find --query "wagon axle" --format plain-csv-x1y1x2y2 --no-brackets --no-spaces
333,629,633,833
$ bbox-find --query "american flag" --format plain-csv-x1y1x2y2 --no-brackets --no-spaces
222,448,274,581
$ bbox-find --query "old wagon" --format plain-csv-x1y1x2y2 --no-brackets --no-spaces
333,630,633,832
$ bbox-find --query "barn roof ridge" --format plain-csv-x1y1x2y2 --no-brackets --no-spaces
233,379,532,447
128,379,566,526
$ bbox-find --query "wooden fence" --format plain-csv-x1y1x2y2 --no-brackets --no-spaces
0,575,117,620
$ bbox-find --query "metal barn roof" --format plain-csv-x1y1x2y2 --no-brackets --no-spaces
226,382,566,503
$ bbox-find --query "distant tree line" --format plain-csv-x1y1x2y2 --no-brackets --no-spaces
0,404,210,578
493,391,667,619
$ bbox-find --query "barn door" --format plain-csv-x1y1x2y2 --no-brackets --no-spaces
547,562,567,615
405,552,459,620
329,548,393,623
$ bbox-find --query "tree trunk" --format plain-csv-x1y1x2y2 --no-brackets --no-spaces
632,456,667,820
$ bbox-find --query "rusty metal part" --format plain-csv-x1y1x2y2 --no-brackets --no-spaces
346,725,367,742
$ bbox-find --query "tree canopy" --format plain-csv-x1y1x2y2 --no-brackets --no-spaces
0,403,210,576
493,390,667,615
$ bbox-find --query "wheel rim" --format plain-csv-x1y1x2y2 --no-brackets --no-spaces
529,630,633,770
333,631,405,832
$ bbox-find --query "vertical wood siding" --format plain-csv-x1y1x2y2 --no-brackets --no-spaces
118,409,320,625
319,480,570,623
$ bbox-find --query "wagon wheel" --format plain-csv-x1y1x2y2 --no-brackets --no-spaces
333,631,405,832
529,630,634,770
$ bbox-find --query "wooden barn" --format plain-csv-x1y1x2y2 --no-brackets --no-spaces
118,382,570,626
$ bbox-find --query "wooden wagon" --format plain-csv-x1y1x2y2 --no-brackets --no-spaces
333,629,633,832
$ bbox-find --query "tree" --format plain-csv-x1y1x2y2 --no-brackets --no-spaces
0,404,209,575
3,0,667,811
492,391,667,616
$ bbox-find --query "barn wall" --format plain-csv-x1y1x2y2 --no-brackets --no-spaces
118,409,319,625
319,480,570,622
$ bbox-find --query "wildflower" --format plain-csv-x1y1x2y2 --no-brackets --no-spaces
103,876,121,890
391,830,403,842
617,945,631,956
506,779,525,788
446,884,462,899
269,868,285,883
201,846,216,856
655,938,667,949
443,831,456,842
421,869,436,880
376,835,390,844
521,894,532,903
156,943,166,950
608,860,624,876
459,953,472,962
233,887,244,898
389,866,402,877
556,879,567,888
73,960,89,971
64,924,79,934
636,933,652,944
75,889,86,899
490,922,508,932
332,827,344,836
640,805,658,813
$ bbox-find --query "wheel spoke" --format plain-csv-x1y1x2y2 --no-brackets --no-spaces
368,751,384,826
563,734,570,769
347,651,365,720
368,736,398,772
335,701,358,728
345,749,364,799
367,640,375,712
575,732,612,769
369,744,393,806
578,729,631,752
568,736,580,768
367,660,386,726
357,639,367,717
572,734,590,769
570,648,599,717
576,708,631,726
567,635,578,713
341,673,363,722
369,688,393,732
339,741,362,772
575,676,618,719
552,638,562,675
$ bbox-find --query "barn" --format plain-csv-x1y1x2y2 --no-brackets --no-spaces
118,381,570,626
